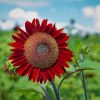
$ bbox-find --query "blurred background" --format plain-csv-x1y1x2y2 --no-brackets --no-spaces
0,0,100,100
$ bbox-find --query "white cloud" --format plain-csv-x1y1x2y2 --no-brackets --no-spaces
0,0,49,7
55,22,68,29
83,5,100,33
95,5,100,19
9,8,40,21
83,7,94,17
75,23,94,33
23,11,40,21
0,8,40,30
0,20,15,30
15,1,49,7
7,8,68,30
9,8,25,18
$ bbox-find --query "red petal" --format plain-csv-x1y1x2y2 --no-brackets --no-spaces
28,67,33,80
11,56,25,63
58,55,72,62
9,48,24,60
12,35,24,42
22,65,32,76
9,42,24,49
10,48,24,53
60,49,73,56
51,67,61,78
44,23,53,33
47,68,55,80
17,27,29,39
40,19,48,32
58,60,69,68
59,51,73,59
57,36,69,45
59,53,73,59
9,52,23,59
32,67,40,82
52,28,64,38
16,64,31,76
13,58,27,66
55,33,68,39
44,71,49,83
49,24,56,35
35,19,40,32
16,34,26,41
9,42,23,46
38,70,45,83
54,64,66,74
59,43,68,48
32,18,36,29
25,21,33,35
16,66,25,76
26,66,33,75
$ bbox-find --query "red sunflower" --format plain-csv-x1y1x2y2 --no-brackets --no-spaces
8,18,73,83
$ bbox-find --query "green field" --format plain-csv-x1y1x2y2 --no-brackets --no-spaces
0,30,100,100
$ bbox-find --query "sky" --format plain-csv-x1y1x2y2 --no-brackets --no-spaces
0,0,100,33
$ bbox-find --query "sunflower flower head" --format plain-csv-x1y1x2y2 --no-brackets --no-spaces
8,18,73,83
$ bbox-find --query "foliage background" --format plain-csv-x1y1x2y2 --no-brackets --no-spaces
0,30,100,100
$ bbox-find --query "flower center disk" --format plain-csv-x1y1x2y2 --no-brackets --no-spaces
24,32,59,68
37,44,49,54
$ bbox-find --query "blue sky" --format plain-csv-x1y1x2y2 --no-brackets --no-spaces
0,0,100,32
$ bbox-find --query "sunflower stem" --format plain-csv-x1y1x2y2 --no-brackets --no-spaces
80,70,88,100
50,80,60,100
58,68,92,96
39,84,52,100
75,58,89,100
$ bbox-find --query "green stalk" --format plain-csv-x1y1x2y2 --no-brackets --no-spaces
80,70,88,100
39,84,52,100
50,80,60,100
75,57,89,100
58,68,92,93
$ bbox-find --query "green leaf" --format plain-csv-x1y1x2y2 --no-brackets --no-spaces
80,60,100,71
67,63,76,72
18,95,27,100
68,36,82,59
15,88,43,95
